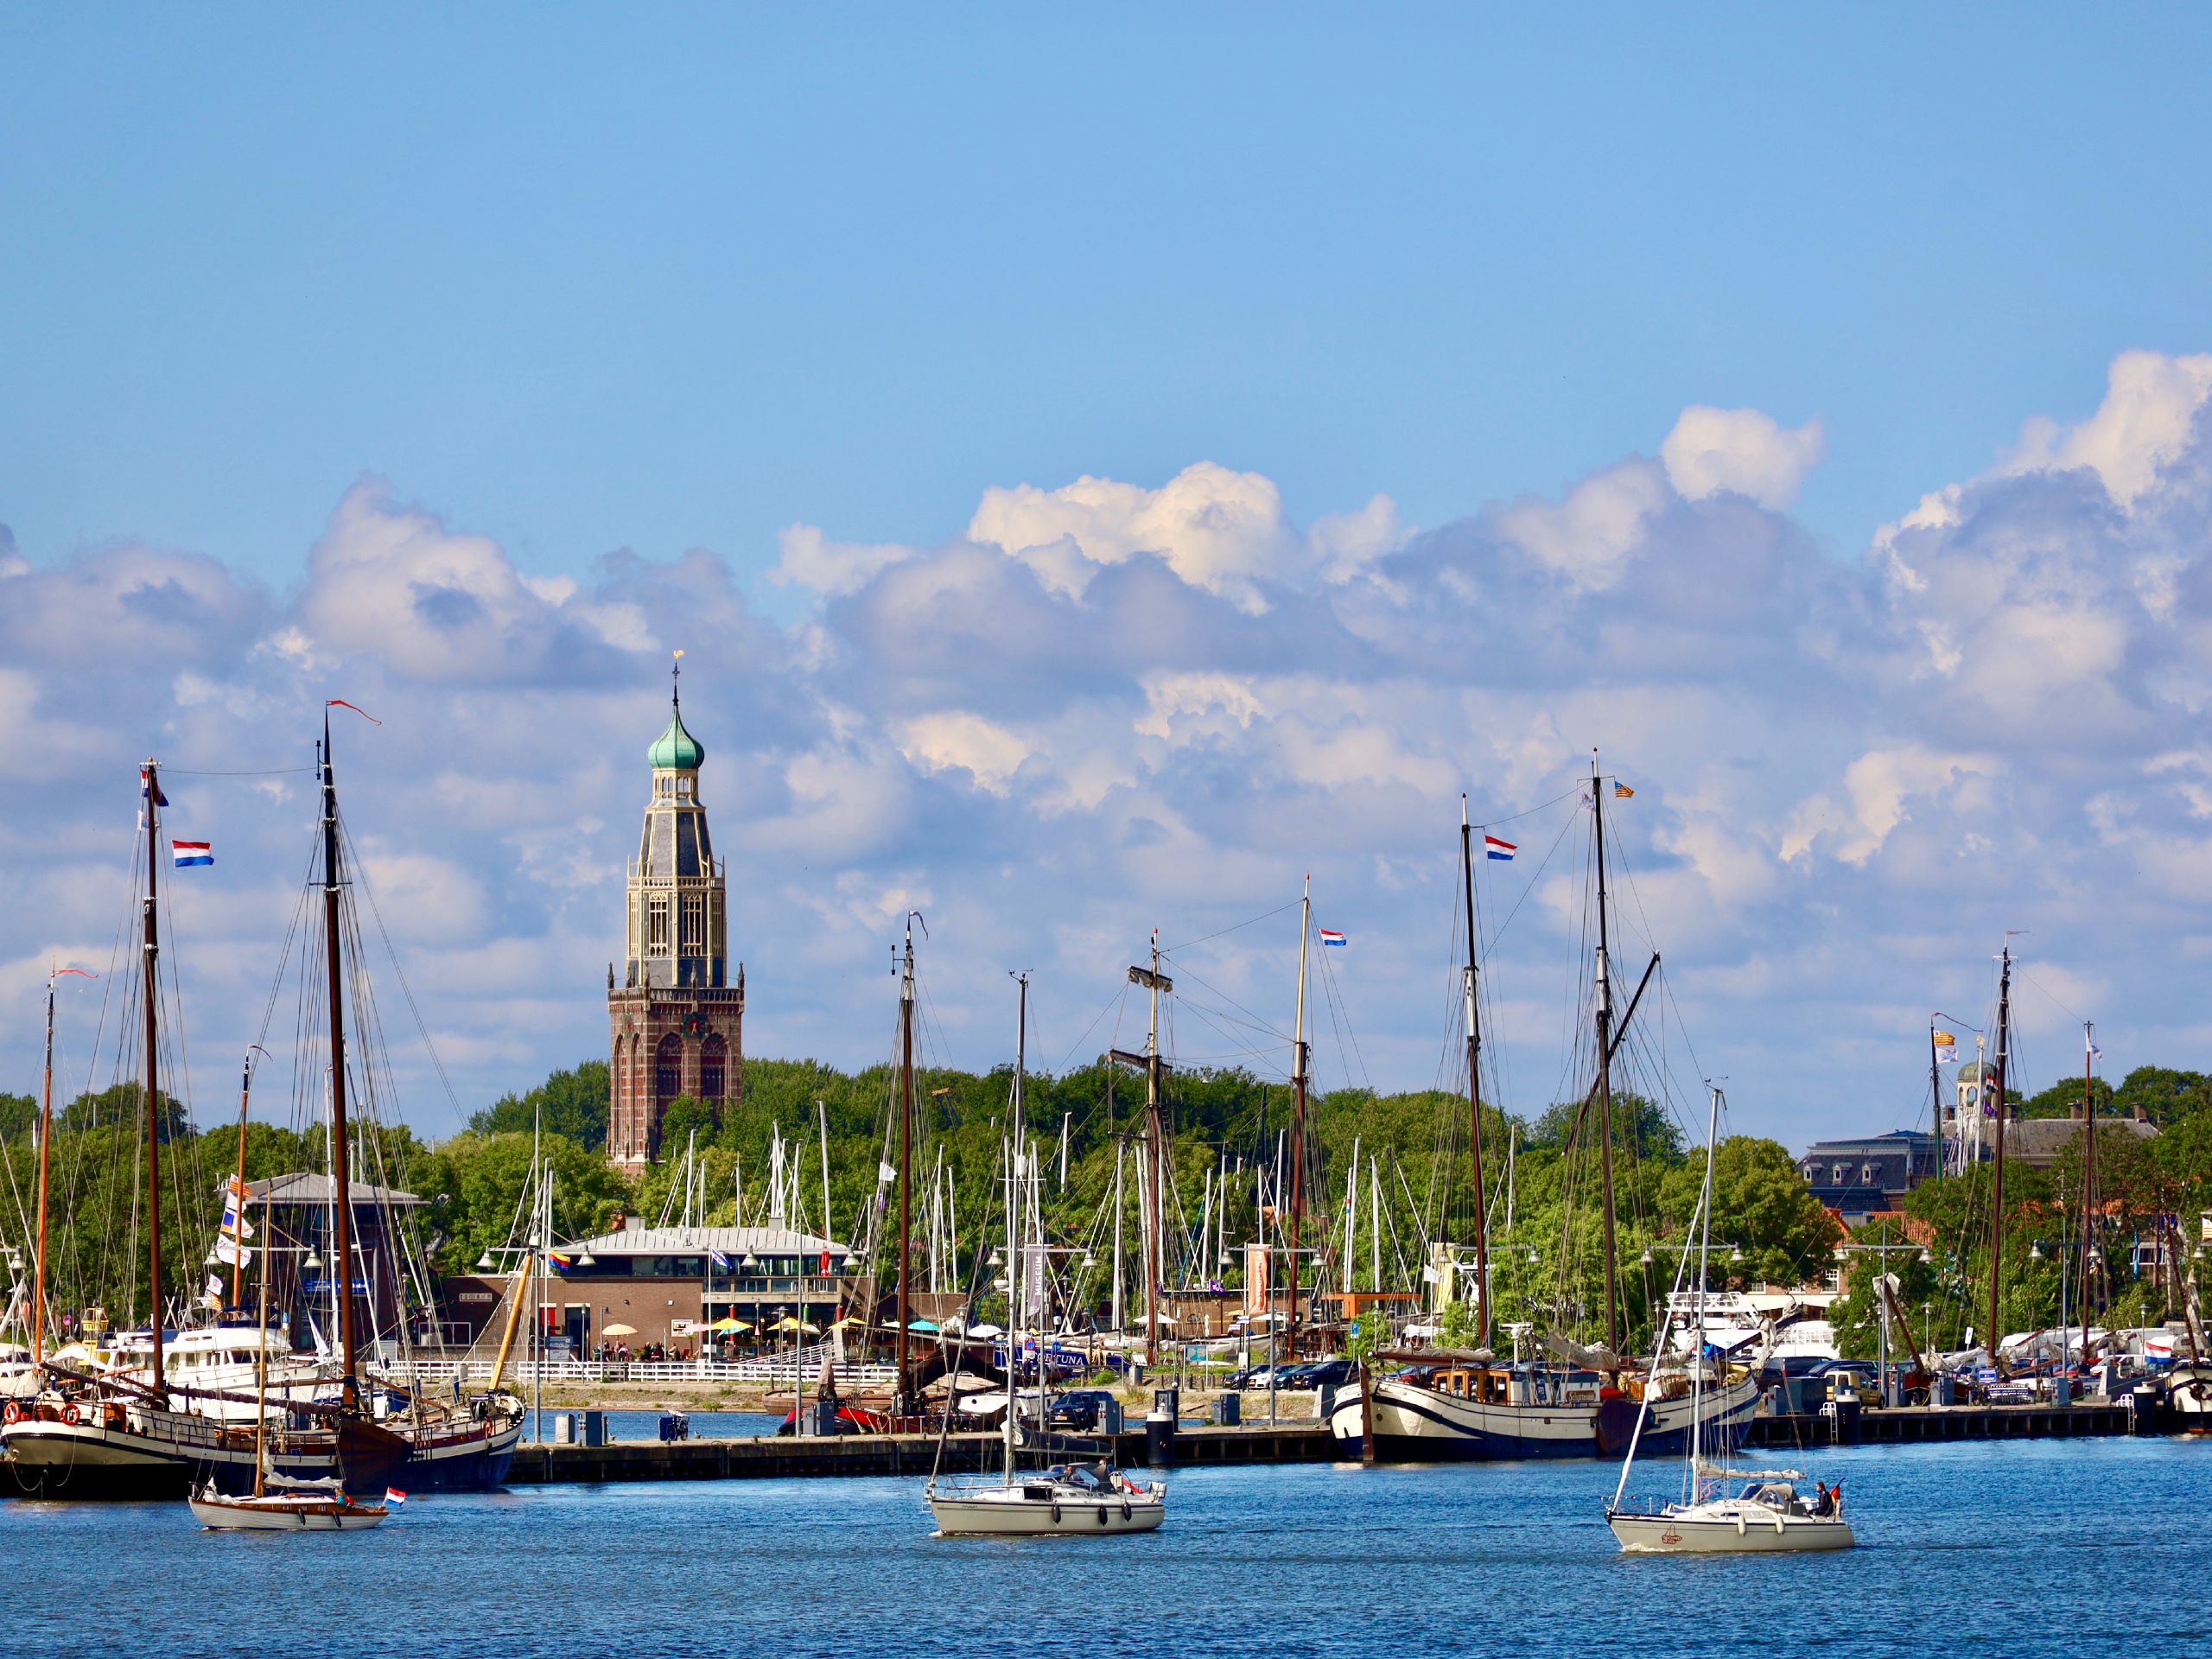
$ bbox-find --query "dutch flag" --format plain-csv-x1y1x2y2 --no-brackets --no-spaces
172,841,213,868
1319,929,1347,948
1484,836,1516,861
384,1487,407,1507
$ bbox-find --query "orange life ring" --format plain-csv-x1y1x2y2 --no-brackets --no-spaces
60,1403,81,1426
2,1400,22,1424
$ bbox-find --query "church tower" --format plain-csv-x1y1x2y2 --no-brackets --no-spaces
607,659,744,1171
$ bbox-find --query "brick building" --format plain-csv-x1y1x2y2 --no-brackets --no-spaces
607,672,744,1171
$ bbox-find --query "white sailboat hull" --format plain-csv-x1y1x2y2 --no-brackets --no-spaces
928,1480,1165,1536
1608,1505,1853,1554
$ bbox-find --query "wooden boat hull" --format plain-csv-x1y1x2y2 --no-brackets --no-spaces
3,1408,408,1501
1330,1373,1760,1463
928,1483,1165,1536
188,1492,388,1531
1608,1508,1854,1554
399,1412,522,1491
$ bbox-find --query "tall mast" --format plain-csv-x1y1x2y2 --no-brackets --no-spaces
2079,1020,2097,1350
228,1047,259,1311
1144,934,1166,1367
1929,1022,1945,1182
1460,798,1493,1349
895,912,917,1413
1986,943,2012,1363
33,972,58,1360
321,710,359,1396
1287,880,1311,1366
141,760,167,1395
1591,753,1621,1356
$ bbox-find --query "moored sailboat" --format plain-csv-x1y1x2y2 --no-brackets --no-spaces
1606,1086,1855,1554
1332,766,1760,1462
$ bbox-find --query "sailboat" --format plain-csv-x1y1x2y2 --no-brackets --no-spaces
188,1186,390,1531
290,703,524,1491
1331,767,1760,1461
1605,1087,1854,1554
925,976,1165,1537
3,759,409,1499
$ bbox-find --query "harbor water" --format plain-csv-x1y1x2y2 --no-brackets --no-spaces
3,1436,2206,1656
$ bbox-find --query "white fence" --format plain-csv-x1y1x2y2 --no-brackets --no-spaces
378,1345,898,1389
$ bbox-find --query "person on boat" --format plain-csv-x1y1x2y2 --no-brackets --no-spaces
1812,1482,1834,1517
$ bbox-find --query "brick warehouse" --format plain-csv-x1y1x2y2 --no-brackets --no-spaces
607,665,744,1171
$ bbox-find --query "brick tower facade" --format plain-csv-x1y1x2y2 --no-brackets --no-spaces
607,667,743,1171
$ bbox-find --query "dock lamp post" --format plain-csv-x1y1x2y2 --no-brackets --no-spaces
1834,1227,1931,1406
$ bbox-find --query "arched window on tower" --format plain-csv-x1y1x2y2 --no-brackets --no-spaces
655,1033,683,1109
700,1033,727,1102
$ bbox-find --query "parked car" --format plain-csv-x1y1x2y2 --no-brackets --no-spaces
1045,1389,1117,1432
1299,1358,1358,1389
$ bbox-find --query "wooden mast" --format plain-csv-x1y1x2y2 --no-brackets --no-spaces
228,1048,259,1311
2079,1020,2097,1351
142,760,167,1397
1287,880,1311,1367
1985,943,2012,1364
1459,799,1493,1349
1590,753,1621,1357
32,969,60,1361
895,912,916,1414
321,709,359,1401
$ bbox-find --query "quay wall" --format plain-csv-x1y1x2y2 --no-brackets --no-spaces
505,1402,2139,1484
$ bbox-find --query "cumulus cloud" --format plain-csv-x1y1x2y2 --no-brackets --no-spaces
2007,348,2212,508
772,524,915,594
968,461,1304,613
1661,405,1827,507
1493,459,1671,591
15,349,2212,1145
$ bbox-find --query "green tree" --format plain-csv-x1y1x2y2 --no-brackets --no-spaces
468,1060,611,1150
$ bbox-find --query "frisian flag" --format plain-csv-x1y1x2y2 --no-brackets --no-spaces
1484,835,1516,861
709,1249,734,1270
173,841,213,868
1319,929,1347,948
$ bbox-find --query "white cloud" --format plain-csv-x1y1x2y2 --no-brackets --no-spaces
1781,745,2000,866
894,711,1033,796
1494,458,1670,590
967,461,1298,613
2008,348,2212,508
1660,405,1826,508
772,524,916,594
19,352,2212,1147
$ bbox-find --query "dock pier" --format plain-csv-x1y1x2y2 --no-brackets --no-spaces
503,1398,2143,1484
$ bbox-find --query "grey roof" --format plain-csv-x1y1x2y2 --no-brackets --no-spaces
240,1173,423,1207
566,1224,850,1256
2001,1116,2158,1160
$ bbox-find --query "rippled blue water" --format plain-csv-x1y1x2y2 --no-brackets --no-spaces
4,1436,2207,1657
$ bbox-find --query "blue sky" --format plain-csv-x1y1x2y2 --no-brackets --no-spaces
10,10,2211,591
6,10,2212,1149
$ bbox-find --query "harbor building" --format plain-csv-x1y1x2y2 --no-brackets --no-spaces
606,671,745,1172
1797,1130,1939,1224
231,1173,426,1355
443,1215,855,1356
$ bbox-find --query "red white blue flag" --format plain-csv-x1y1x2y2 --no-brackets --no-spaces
173,841,213,868
1319,929,1347,948
1484,836,1516,861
